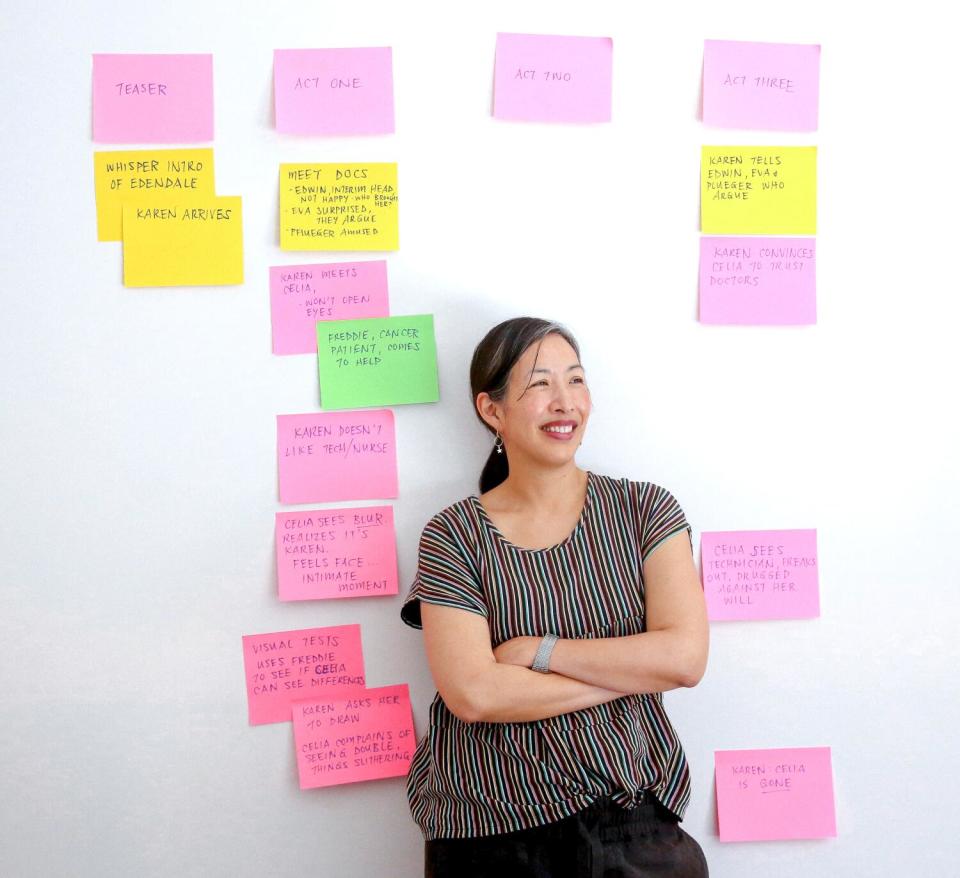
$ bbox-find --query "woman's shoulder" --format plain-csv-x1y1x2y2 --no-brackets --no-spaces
589,471,674,502
420,494,483,538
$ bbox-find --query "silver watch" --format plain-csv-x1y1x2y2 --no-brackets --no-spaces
531,634,559,673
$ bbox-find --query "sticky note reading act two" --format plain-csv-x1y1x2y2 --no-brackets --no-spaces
122,197,243,287
94,148,215,241
274,48,395,135
293,684,416,789
92,53,214,143
317,315,439,410
494,32,613,123
279,163,398,251
701,146,816,235
241,624,366,725
715,747,837,842
276,506,399,601
702,40,821,131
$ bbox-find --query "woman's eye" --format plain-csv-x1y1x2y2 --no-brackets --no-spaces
571,376,585,384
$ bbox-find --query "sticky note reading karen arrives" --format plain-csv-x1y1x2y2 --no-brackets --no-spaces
699,236,816,325
92,53,214,143
702,40,821,132
293,684,416,788
700,529,819,621
94,148,215,241
493,32,613,123
277,410,397,505
715,747,837,842
269,260,390,355
122,197,243,287
279,163,398,251
701,146,816,235
273,47,395,135
276,506,399,601
241,624,366,725
317,315,439,410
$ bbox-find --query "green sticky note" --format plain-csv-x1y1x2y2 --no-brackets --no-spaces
317,314,439,410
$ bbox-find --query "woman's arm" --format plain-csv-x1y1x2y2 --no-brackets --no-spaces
494,531,709,694
420,601,627,724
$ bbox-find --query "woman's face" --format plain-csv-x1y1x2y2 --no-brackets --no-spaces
485,333,591,468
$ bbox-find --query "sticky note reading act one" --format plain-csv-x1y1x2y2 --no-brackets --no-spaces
279,163,398,251
317,315,439,410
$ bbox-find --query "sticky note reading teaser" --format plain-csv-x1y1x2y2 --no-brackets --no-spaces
317,315,439,410
241,625,365,725
701,146,816,235
493,32,613,123
274,47,395,135
276,506,399,601
700,529,819,622
279,163,398,251
699,237,816,325
293,684,416,789
703,40,821,131
270,260,390,355
94,148,215,241
715,747,837,841
277,410,397,505
122,197,243,287
92,53,214,143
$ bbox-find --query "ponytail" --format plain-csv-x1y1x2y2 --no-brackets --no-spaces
479,445,509,494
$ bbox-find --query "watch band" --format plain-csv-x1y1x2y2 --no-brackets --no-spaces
531,633,559,674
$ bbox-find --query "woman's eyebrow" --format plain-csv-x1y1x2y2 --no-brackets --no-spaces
530,363,584,374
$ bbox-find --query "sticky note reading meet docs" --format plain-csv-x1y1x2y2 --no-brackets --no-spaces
715,747,837,842
277,410,397,505
317,315,439,410
276,506,399,601
94,148,215,241
270,260,390,355
699,237,816,325
293,684,416,789
92,53,214,143
700,529,819,621
703,40,821,132
279,163,398,251
701,146,816,235
242,625,366,725
122,197,243,287
494,32,613,123
274,48,395,135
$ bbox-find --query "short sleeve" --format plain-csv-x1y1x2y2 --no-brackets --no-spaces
400,511,488,629
639,483,693,561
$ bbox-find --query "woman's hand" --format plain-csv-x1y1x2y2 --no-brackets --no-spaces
492,635,541,668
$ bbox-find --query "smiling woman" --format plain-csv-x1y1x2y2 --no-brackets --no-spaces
400,317,710,876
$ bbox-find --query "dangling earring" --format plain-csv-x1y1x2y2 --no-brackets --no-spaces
494,430,504,454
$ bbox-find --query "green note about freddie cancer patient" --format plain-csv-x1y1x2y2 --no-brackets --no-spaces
317,314,439,410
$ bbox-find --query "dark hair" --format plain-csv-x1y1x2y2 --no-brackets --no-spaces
469,317,581,494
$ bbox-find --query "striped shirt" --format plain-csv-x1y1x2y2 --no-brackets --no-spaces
400,471,695,840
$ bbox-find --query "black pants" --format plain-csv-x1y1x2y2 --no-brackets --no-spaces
425,793,709,877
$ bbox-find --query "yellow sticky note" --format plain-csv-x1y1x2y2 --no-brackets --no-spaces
94,148,216,241
701,146,816,235
122,197,243,287
279,163,398,251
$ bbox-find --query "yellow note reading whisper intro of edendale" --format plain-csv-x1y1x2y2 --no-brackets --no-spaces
279,163,398,251
122,197,243,287
701,146,816,235
94,148,216,242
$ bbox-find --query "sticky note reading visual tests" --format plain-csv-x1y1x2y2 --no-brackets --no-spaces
279,163,398,251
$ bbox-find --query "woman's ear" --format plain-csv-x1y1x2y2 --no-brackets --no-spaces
475,392,502,433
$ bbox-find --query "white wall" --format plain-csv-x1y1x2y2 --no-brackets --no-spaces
2,1,958,875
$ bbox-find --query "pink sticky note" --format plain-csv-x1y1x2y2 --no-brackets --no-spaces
703,40,821,131
699,236,816,325
270,260,390,355
293,684,416,789
715,747,837,841
277,410,397,504
92,54,213,143
701,529,819,622
493,33,613,123
241,625,365,725
273,48,395,135
276,506,398,601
